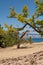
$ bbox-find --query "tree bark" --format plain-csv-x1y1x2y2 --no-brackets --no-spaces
20,30,29,38
17,44,20,49
26,22,41,33
18,22,41,33
17,30,29,49
17,22,41,49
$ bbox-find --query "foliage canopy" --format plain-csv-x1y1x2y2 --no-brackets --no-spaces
8,0,43,36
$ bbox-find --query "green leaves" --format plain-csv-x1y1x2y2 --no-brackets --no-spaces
4,24,18,34
22,6,29,17
8,7,17,18
0,24,20,47
17,14,25,23
36,20,43,25
35,0,43,17
22,6,28,12
35,20,43,36
8,1,43,36
35,0,40,5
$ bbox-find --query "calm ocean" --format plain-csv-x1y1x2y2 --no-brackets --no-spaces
26,38,43,42
32,38,43,42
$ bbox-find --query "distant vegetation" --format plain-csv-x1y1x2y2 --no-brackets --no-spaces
29,36,33,44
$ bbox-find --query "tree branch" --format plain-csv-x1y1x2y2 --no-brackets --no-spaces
18,22,41,33
26,22,41,33
20,30,29,39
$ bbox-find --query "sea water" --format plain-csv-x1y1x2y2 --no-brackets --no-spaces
26,38,43,42
32,38,43,42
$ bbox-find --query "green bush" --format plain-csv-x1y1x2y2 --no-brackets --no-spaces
0,30,20,47
4,31,19,47
29,36,33,44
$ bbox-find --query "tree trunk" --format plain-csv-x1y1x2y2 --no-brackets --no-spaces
17,44,20,49
17,30,29,49
20,30,29,38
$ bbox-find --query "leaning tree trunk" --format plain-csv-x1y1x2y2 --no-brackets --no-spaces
17,44,20,49
17,21,41,49
20,30,29,39
17,30,29,48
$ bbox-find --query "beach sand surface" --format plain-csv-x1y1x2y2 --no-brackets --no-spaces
0,42,43,60
0,42,43,65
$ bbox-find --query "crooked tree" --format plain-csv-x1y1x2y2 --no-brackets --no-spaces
8,0,43,48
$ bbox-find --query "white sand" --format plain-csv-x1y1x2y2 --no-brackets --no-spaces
0,42,43,60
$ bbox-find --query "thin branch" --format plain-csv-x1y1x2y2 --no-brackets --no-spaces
18,22,41,33
20,30,29,39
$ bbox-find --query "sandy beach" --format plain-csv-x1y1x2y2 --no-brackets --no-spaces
0,42,43,65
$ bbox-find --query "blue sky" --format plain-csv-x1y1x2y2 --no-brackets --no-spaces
0,0,38,34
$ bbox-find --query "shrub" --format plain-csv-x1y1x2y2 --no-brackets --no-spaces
29,36,33,44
